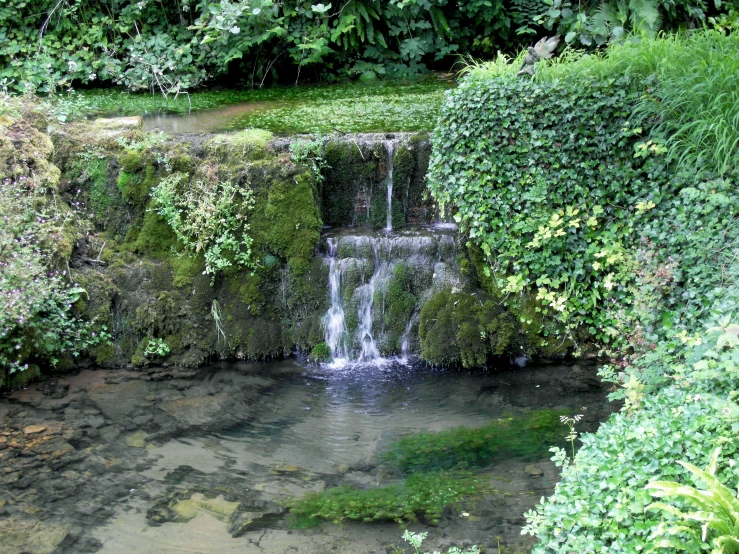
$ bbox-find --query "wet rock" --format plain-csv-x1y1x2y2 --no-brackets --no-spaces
228,509,284,537
23,425,46,435
88,381,149,420
133,414,153,426
125,430,148,448
270,463,300,474
0,517,70,554
160,393,229,427
172,493,240,522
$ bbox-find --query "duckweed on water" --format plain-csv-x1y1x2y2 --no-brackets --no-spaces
288,471,487,527
380,409,571,475
74,78,453,133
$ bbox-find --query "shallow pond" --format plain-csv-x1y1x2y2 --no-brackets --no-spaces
0,359,615,553
78,78,454,134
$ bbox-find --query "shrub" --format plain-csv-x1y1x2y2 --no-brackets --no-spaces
0,177,107,376
150,173,257,280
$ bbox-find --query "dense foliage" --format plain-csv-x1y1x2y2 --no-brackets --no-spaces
429,30,739,356
2,0,735,93
0,97,109,379
428,27,739,553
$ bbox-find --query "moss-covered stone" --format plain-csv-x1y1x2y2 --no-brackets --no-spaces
5,365,41,390
419,290,520,368
133,209,178,258
309,342,332,362
321,141,378,226
381,263,416,355
205,129,274,163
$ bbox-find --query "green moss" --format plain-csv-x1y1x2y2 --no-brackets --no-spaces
380,408,571,475
73,270,115,330
117,150,159,207
170,153,196,174
118,148,143,173
321,141,378,226
309,342,332,362
244,161,322,276
85,157,112,219
5,365,41,390
419,290,519,368
133,209,177,257
205,129,274,163
288,471,487,527
381,263,416,355
170,254,205,288
92,343,119,366
261,171,321,274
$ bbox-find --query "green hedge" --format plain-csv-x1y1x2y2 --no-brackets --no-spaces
428,72,739,352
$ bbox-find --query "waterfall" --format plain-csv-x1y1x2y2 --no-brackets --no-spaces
323,238,348,364
320,226,464,365
384,140,397,232
400,313,417,361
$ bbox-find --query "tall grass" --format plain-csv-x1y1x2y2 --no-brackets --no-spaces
460,29,739,176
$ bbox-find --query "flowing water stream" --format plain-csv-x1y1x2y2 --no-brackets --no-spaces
0,359,615,554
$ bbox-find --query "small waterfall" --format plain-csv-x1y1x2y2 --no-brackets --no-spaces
400,312,417,361
320,226,464,365
323,238,348,363
384,140,397,232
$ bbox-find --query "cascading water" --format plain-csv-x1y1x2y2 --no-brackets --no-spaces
323,238,348,364
384,140,397,232
320,227,466,366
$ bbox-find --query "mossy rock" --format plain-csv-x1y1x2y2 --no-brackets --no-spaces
205,129,274,163
321,141,378,226
133,209,178,258
309,342,332,362
4,365,41,390
419,290,520,368
0,122,61,188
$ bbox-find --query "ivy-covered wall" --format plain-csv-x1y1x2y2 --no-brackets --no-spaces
428,74,696,353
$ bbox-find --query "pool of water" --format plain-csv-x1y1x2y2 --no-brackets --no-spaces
79,78,454,134
0,358,615,553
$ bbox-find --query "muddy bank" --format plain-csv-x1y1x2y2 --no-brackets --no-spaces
0,360,615,554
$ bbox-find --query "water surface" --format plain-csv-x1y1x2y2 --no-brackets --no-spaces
0,359,614,553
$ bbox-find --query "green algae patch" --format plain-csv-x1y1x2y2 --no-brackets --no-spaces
380,409,570,475
288,471,487,527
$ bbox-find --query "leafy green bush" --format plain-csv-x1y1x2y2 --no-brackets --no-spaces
522,384,739,552
429,71,665,349
381,409,569,474
431,32,739,356
646,447,739,553
288,471,487,527
150,173,257,280
0,0,543,94
0,177,108,377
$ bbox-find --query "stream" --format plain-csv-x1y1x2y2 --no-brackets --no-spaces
0,359,614,553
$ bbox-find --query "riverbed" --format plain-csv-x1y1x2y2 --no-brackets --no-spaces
0,359,614,553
